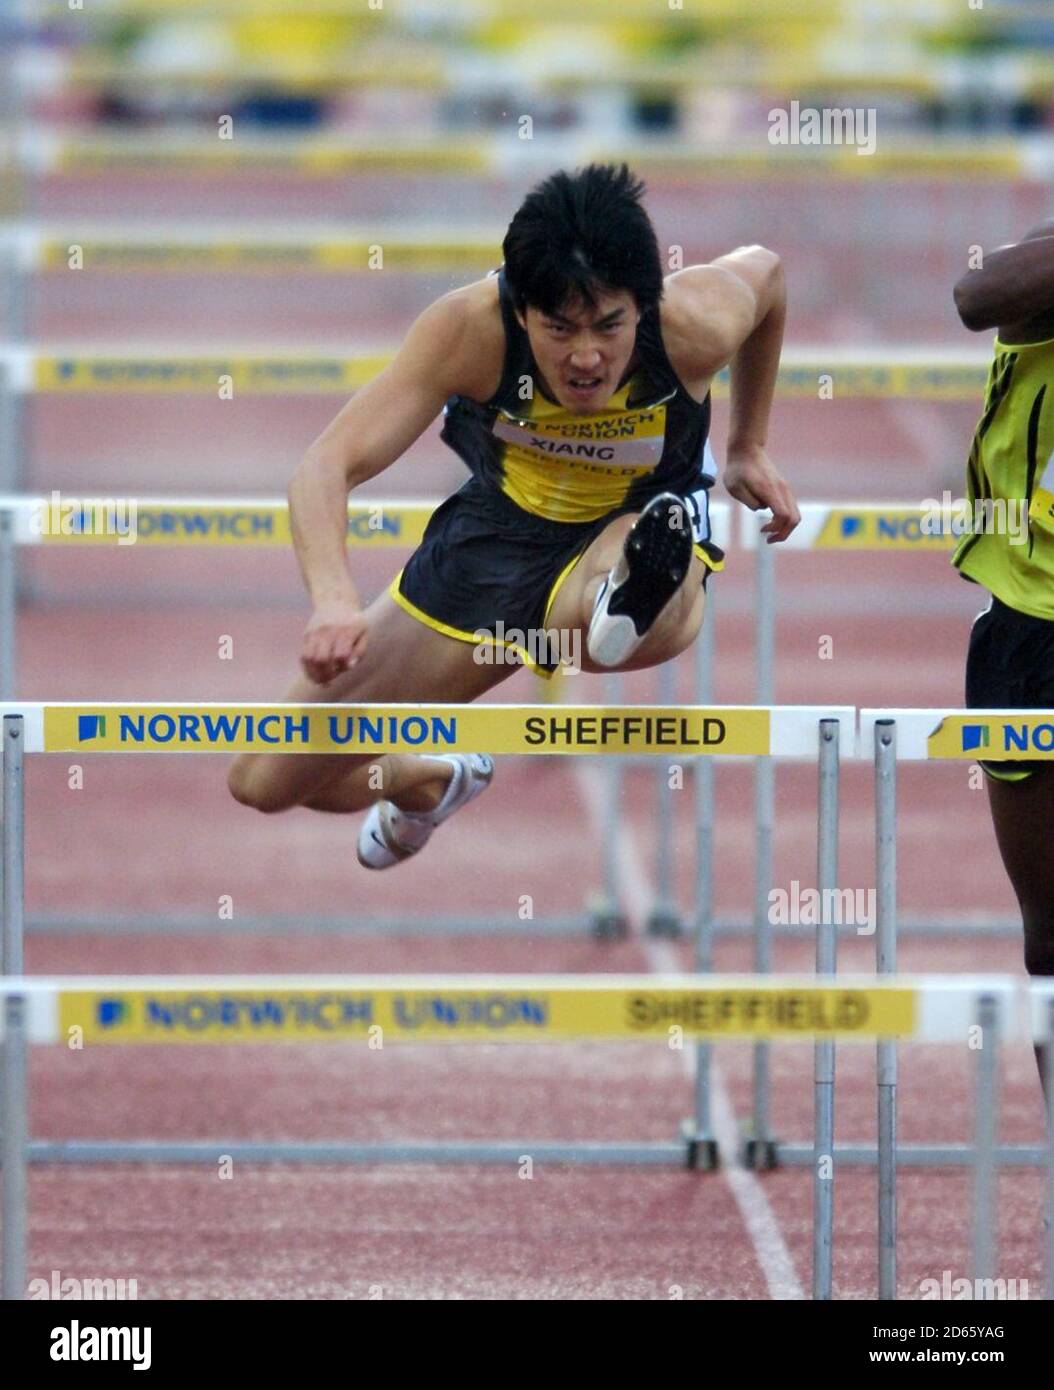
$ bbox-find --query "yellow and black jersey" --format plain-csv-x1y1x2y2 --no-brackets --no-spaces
439,267,716,525
953,335,1054,618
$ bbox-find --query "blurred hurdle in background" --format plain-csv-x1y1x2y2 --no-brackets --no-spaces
0,341,994,504
0,223,505,343
4,134,1052,187
6,0,1054,307
3,968,1052,1302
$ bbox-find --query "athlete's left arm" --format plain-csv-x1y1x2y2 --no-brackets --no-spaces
677,249,799,543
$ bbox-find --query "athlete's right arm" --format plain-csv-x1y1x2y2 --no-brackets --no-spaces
953,222,1054,332
289,293,475,684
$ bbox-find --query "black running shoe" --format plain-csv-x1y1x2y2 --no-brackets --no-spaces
586,493,693,667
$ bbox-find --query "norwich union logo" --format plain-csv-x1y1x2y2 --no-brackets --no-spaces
77,714,107,740
96,998,127,1028
961,725,990,752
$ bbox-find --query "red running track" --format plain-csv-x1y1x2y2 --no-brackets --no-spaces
9,167,1047,1298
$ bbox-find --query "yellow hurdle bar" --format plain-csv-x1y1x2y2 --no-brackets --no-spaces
32,237,502,275
16,136,1032,182
10,348,991,400
0,703,853,756
4,496,435,548
53,977,919,1044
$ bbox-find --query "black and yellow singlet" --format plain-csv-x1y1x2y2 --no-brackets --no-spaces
952,335,1054,618
389,268,723,676
439,267,717,524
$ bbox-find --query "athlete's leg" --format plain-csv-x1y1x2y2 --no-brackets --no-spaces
985,767,1054,1095
228,590,514,815
546,509,707,674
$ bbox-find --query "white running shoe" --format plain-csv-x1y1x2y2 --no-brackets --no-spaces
356,753,495,870
587,492,694,668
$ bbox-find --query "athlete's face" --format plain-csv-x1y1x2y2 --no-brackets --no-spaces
518,288,641,414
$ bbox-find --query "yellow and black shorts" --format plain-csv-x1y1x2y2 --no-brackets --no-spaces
390,478,724,677
966,594,1054,782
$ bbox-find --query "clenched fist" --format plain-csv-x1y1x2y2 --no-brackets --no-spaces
300,602,369,685
723,443,801,545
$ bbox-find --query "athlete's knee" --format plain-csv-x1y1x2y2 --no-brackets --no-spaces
227,758,295,815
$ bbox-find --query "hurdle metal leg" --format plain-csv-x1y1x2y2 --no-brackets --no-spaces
683,601,718,1168
747,536,778,1167
875,720,898,1299
972,993,1000,1285
0,506,13,701
813,717,840,1300
3,714,25,976
0,359,27,638
2,713,25,975
0,235,28,345
591,673,629,940
647,657,681,938
0,358,23,496
1,990,28,1301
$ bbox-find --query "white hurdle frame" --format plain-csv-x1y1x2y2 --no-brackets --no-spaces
738,508,1031,1169
2,965,1048,1303
0,703,850,1186
5,706,1054,1298
0,491,733,948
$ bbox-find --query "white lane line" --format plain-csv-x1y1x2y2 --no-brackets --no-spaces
645,936,805,1302
573,757,805,1301
574,759,652,925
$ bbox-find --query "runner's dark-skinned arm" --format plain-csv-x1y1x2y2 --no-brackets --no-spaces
289,294,473,685
953,221,1054,332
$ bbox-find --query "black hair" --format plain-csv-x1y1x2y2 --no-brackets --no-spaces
502,163,664,318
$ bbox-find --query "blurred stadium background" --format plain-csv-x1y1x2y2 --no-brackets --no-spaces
1,0,1053,1300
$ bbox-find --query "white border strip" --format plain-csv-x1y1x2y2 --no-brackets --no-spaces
861,708,1054,761
860,709,943,760
0,973,1030,1042
770,707,857,758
